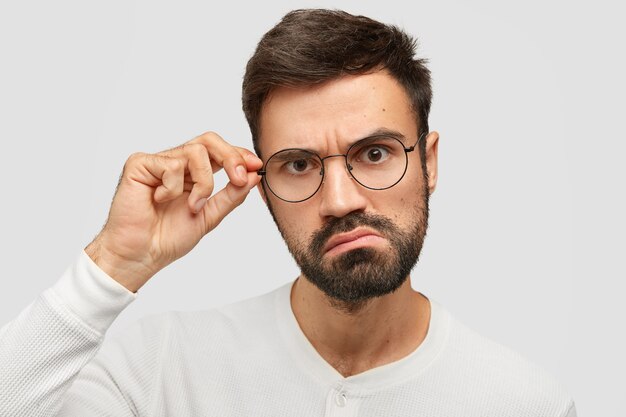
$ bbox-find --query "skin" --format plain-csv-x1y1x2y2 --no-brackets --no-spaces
85,134,264,292
85,70,439,378
257,70,440,377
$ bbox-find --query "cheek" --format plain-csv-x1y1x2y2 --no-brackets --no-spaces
374,176,424,224
272,201,320,241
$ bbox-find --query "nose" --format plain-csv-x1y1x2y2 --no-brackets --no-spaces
318,156,368,219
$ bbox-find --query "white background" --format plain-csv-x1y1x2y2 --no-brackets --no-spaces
1,0,624,415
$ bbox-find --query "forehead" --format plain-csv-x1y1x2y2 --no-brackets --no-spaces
258,71,417,157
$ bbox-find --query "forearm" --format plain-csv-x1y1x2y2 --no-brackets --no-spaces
0,252,135,416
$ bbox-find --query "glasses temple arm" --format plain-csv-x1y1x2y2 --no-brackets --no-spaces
405,132,427,152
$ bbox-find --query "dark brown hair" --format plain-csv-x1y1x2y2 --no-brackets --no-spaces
242,8,432,160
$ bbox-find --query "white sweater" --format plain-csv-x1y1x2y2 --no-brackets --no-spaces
0,251,577,417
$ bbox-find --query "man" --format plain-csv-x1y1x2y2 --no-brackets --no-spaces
0,9,576,417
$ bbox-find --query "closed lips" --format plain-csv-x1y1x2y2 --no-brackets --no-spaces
323,228,384,254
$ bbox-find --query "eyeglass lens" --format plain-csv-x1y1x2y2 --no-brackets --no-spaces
263,137,409,202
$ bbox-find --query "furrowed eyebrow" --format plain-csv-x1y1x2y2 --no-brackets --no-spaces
271,149,317,161
268,128,408,157
353,128,407,145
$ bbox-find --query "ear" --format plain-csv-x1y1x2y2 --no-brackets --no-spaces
425,131,439,195
256,180,268,205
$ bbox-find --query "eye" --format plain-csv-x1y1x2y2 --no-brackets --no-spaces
286,158,314,174
278,154,320,176
357,144,391,164
266,149,321,179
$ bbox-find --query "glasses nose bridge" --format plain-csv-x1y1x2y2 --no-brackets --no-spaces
320,153,352,175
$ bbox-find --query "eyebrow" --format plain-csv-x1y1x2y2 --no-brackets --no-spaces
271,149,316,161
356,128,407,144
277,127,408,155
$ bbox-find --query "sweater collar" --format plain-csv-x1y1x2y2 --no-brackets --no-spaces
275,279,450,393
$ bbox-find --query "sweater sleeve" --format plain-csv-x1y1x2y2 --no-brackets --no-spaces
0,251,136,417
563,402,578,417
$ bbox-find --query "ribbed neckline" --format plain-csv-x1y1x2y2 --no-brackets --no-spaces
274,279,450,394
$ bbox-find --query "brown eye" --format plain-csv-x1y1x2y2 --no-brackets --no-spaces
292,159,308,172
367,148,383,162
359,145,390,164
284,156,318,175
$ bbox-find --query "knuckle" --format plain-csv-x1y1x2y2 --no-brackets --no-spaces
122,152,147,176
187,142,207,157
202,131,220,140
193,131,219,145
168,158,184,172
126,152,145,165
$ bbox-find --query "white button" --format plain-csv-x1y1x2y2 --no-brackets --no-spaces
335,391,347,407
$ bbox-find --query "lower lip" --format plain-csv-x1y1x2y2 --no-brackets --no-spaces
324,235,387,257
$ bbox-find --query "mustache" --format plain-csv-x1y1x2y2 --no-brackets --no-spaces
309,212,398,254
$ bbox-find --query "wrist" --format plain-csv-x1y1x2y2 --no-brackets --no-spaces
84,238,154,293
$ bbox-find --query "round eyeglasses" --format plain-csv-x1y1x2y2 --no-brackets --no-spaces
258,132,426,203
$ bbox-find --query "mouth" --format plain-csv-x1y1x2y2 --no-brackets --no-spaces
322,228,387,257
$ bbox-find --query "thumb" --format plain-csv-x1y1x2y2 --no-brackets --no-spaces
201,172,261,233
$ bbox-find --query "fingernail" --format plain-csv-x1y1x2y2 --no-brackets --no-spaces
194,197,207,213
236,165,247,183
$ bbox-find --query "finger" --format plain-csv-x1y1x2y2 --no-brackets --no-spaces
153,158,185,203
181,143,216,213
201,171,262,233
157,143,217,213
189,132,250,187
125,153,185,203
233,146,264,171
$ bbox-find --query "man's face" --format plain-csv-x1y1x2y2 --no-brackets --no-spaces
257,71,438,310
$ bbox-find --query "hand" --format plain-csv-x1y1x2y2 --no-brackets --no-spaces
85,132,262,292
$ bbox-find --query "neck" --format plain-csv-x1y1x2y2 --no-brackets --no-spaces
290,275,430,378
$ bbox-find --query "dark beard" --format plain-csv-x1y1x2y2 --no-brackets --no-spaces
265,184,430,313
293,210,428,312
